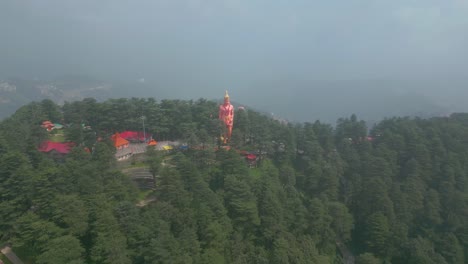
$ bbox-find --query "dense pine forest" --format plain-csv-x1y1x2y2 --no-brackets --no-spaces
1,98,467,264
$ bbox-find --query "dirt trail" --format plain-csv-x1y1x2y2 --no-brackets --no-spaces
1,246,24,264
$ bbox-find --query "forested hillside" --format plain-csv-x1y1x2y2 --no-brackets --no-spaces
0,98,467,264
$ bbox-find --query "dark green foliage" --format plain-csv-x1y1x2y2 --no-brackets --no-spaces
355,253,381,264
36,235,85,264
51,195,89,236
224,175,260,230
1,99,468,263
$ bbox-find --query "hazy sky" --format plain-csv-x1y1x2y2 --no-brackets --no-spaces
1,0,467,97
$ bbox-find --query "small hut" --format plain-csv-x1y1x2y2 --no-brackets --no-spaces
246,153,258,168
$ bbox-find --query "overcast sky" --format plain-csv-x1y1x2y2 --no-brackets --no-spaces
1,0,467,98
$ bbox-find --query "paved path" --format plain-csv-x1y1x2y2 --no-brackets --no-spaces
136,196,157,207
116,141,181,161
154,141,180,150
130,143,148,154
1,246,24,264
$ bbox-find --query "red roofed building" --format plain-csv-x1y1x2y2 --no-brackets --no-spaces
246,154,257,160
111,133,130,150
120,131,151,142
41,120,55,131
245,153,258,168
38,141,74,154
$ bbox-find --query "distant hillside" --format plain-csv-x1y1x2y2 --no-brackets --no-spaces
1,77,455,124
0,76,112,119
237,79,451,124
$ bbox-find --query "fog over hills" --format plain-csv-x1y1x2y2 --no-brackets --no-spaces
1,76,463,125
1,1,468,123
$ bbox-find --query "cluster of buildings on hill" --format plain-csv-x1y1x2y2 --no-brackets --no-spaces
37,122,260,166
37,120,160,160
41,120,64,131
37,91,260,165
111,131,157,160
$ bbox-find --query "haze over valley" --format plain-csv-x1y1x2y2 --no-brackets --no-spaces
1,1,468,123
0,76,464,124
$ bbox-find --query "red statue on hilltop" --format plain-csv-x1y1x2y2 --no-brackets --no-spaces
219,90,234,144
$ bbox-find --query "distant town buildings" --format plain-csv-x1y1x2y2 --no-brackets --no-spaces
0,81,16,92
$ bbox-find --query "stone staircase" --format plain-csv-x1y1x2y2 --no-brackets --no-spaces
122,167,155,190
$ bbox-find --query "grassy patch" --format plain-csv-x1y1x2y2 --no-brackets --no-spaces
48,133,65,142
118,162,149,171
117,160,146,170
138,189,153,201
249,168,262,179
128,162,148,168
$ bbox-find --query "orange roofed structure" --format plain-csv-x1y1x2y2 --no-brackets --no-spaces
111,132,129,149
147,139,157,146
